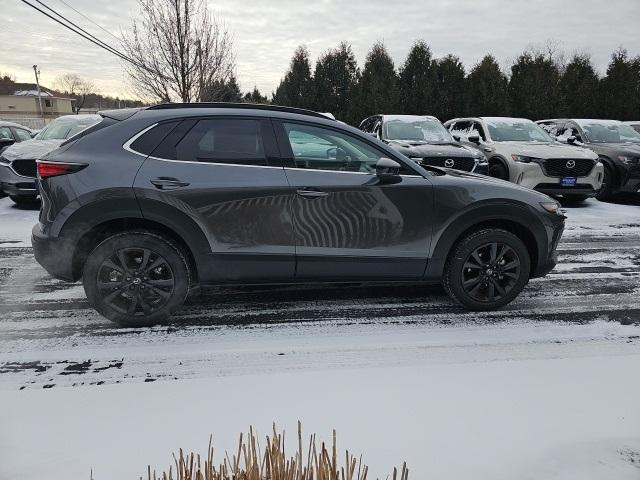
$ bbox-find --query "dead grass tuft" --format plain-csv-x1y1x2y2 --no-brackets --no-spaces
145,421,408,480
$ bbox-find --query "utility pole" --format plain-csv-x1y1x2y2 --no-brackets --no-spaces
32,65,44,119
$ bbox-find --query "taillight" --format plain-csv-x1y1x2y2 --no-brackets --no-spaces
37,161,87,179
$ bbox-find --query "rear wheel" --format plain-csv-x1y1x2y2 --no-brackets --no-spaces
83,231,191,327
443,228,530,311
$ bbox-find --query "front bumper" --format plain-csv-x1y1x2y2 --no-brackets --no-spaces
512,161,604,197
31,223,75,281
531,215,564,278
0,164,38,197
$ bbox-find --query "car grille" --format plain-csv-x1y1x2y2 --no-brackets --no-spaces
420,156,476,171
542,158,594,177
11,159,37,178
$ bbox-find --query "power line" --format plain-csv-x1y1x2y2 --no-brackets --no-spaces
19,0,167,79
55,0,122,43
31,0,129,62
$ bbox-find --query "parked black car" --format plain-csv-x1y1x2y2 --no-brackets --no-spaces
537,119,640,199
0,121,33,153
0,114,100,205
32,103,565,326
359,115,487,173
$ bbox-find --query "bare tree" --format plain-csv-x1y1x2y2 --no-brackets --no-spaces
121,0,235,103
55,73,96,113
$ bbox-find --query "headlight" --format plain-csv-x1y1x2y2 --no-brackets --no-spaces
512,154,540,163
540,201,563,215
618,155,639,166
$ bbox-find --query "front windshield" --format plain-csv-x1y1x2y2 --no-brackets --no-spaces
36,117,100,141
384,117,453,143
486,119,553,143
578,121,640,144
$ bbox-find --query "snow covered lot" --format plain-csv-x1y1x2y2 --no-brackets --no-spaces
1,196,639,480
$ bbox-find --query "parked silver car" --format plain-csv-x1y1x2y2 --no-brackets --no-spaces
445,117,603,202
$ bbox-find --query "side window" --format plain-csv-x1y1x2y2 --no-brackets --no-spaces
282,122,398,174
373,118,383,138
0,127,13,140
129,121,180,156
470,121,486,141
359,118,372,132
13,128,32,141
449,120,472,138
539,121,559,137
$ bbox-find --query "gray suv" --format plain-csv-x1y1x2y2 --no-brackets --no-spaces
32,103,565,326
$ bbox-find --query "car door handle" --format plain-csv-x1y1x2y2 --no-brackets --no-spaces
150,177,190,190
296,189,329,198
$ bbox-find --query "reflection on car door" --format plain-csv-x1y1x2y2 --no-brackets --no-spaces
274,120,433,279
133,117,295,282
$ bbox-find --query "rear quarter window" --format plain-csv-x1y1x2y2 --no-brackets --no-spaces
128,121,180,156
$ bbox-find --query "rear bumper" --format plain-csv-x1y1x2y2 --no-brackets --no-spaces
31,223,75,281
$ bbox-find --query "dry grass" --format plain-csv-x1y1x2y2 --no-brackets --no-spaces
145,422,408,480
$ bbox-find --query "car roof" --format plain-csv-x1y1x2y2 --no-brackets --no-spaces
381,114,440,122
0,120,31,130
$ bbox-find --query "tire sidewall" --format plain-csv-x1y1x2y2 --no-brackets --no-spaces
83,231,190,327
445,229,530,311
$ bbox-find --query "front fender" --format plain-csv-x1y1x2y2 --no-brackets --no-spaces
424,200,549,280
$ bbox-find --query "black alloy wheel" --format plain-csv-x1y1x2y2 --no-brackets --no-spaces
460,242,521,303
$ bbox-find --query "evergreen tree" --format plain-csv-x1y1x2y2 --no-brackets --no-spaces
559,54,599,118
353,41,399,121
272,46,314,108
312,42,359,124
508,51,561,119
243,87,269,104
465,55,509,116
398,40,434,114
431,54,466,121
600,48,640,120
201,75,242,102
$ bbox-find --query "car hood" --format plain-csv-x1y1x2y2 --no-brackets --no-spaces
387,140,477,158
0,139,64,161
498,142,598,159
442,167,554,200
588,142,640,156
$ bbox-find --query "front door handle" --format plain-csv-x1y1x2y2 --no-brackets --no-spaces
296,188,329,199
150,177,190,190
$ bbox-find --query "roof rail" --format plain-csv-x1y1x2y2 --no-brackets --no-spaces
146,102,334,120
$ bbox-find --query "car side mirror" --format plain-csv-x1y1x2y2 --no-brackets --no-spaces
376,157,401,182
0,138,14,147
452,134,461,141
467,135,481,144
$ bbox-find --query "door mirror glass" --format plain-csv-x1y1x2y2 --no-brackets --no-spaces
376,157,401,181
452,134,461,141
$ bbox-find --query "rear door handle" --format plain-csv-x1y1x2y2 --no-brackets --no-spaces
296,188,329,198
150,177,190,190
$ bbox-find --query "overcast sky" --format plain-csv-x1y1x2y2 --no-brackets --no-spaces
1,0,639,99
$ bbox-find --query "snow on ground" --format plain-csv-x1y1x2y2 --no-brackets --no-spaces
1,195,639,480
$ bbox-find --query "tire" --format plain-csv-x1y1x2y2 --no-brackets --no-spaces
595,163,614,201
10,195,38,206
83,231,191,327
488,161,509,181
443,228,531,311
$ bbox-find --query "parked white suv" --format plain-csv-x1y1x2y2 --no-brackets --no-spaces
444,117,603,201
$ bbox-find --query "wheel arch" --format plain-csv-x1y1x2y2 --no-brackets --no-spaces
57,197,210,282
425,203,546,280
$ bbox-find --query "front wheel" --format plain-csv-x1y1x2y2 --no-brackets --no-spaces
488,161,509,181
443,228,531,311
83,231,191,327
